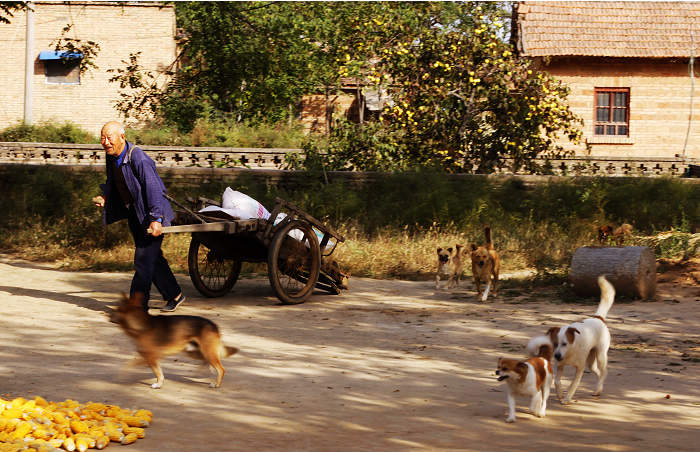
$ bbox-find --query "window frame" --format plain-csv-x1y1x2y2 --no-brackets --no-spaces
594,87,630,137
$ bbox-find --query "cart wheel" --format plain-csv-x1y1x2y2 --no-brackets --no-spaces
188,235,242,298
267,220,321,304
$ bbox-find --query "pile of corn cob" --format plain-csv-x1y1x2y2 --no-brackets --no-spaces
0,396,152,451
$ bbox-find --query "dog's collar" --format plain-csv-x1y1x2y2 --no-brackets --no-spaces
592,315,607,324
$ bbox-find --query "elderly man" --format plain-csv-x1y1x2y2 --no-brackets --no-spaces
93,121,185,312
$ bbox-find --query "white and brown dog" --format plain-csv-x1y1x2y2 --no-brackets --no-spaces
470,227,500,301
496,344,553,423
435,245,464,289
528,275,615,404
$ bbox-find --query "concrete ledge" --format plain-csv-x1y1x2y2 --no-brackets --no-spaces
0,142,697,177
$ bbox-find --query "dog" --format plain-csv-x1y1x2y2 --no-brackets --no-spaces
598,223,633,246
597,225,613,244
496,344,553,423
109,293,238,389
527,275,615,404
435,245,464,289
470,227,500,301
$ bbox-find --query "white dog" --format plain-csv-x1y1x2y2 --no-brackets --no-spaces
496,346,553,423
528,275,615,404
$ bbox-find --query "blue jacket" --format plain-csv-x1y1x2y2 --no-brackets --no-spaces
100,142,174,227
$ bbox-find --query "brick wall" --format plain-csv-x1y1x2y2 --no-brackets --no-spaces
0,1,176,135
542,57,700,160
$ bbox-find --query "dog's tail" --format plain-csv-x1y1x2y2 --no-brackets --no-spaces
527,335,553,360
595,275,615,319
484,227,493,249
222,345,239,358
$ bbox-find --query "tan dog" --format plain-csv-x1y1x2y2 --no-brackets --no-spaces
470,227,500,301
598,223,633,246
612,223,633,246
109,293,238,389
436,245,464,289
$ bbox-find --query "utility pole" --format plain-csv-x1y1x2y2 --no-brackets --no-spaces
24,2,34,125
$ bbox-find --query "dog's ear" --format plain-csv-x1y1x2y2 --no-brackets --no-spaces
565,327,580,343
437,247,442,254
470,243,478,251
546,327,560,344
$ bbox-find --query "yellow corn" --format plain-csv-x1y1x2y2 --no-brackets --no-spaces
122,426,145,439
69,420,88,434
121,432,138,445
47,438,64,449
1,408,22,419
74,436,90,452
33,396,49,407
10,420,32,439
104,426,123,443
95,435,110,450
63,436,76,452
120,415,149,427
10,398,26,409
52,412,68,425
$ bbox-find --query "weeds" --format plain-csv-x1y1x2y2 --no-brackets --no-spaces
0,166,698,280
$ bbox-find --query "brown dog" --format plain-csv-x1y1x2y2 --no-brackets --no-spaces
109,293,238,389
436,245,464,289
470,227,500,301
598,223,633,246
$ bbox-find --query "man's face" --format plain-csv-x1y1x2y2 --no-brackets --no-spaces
101,126,125,156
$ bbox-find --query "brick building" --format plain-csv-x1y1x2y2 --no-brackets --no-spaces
514,1,700,160
0,1,176,135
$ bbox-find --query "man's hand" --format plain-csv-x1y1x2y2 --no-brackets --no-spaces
149,220,163,237
92,195,105,207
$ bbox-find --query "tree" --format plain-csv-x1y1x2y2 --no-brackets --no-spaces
319,1,583,173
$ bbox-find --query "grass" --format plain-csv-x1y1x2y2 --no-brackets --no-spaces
0,166,697,287
0,118,305,149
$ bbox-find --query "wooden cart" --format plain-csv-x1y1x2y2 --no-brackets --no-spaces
159,195,347,305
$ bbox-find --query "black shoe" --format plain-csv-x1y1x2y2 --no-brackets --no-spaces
161,293,185,312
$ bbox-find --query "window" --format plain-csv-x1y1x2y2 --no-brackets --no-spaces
594,88,629,136
38,50,82,85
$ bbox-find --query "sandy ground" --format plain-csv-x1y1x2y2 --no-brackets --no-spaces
1,254,699,451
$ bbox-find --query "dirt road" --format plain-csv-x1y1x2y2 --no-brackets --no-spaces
1,254,699,451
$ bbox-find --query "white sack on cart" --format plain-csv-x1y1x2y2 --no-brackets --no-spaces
198,187,271,220
222,187,271,219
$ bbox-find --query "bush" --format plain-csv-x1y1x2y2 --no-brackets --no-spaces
0,120,97,143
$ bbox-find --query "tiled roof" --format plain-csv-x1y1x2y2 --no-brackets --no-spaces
516,1,700,58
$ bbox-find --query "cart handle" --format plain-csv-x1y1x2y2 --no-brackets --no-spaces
164,193,208,224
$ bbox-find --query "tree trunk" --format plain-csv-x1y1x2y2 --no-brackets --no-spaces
570,246,656,300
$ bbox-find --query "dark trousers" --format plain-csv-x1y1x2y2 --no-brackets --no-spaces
127,209,181,310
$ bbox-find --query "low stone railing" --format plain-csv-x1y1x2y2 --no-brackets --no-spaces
0,141,697,177
0,142,300,170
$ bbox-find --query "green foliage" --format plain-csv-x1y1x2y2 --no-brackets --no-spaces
0,121,96,143
125,118,304,148
50,23,101,75
325,2,583,173
1,167,698,276
290,118,405,171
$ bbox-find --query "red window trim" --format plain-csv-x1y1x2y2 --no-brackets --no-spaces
594,87,630,137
